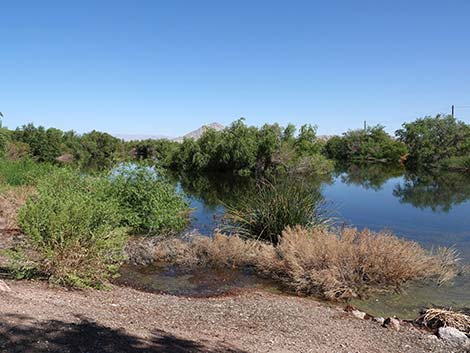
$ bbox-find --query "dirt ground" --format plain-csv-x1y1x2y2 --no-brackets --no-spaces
0,279,465,353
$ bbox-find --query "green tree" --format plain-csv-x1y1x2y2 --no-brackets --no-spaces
325,125,407,164
256,123,282,172
219,119,258,174
396,114,470,169
13,124,63,163
294,124,322,156
80,130,120,170
0,129,10,156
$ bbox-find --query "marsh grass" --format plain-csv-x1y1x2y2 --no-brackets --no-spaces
223,178,331,243
127,226,458,300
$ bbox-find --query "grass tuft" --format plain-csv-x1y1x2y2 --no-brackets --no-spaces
223,177,331,243
416,308,470,333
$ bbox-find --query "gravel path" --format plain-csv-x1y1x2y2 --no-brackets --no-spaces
0,280,463,353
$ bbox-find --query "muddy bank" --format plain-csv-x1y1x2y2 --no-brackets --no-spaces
0,280,463,353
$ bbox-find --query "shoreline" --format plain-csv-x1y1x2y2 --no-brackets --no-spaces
0,279,463,353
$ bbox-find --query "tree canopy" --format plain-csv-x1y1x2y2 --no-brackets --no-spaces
396,114,470,170
324,125,407,164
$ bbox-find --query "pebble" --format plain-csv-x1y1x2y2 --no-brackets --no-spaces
438,327,470,347
373,317,385,325
351,310,366,320
383,317,400,331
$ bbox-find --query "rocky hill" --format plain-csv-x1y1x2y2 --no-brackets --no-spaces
173,122,224,142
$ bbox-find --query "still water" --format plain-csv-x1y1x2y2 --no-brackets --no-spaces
119,166,470,318
178,167,470,318
185,168,470,261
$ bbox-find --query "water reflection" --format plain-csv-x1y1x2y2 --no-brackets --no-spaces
393,171,470,212
336,164,404,191
168,172,256,235
174,172,255,209
147,167,470,316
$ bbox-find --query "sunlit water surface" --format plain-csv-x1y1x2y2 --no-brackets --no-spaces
123,168,470,318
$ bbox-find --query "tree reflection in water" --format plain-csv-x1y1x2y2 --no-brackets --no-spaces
393,171,470,212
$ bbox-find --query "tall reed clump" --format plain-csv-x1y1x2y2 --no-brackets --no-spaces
131,226,458,300
12,169,128,288
223,177,330,243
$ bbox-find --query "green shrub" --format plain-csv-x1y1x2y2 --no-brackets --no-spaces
108,164,189,235
223,177,330,243
14,169,128,288
0,159,56,186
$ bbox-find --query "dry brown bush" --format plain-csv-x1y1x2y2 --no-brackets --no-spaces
126,226,458,300
0,186,34,231
416,308,470,333
273,226,457,299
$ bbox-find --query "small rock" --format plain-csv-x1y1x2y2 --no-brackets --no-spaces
438,327,469,346
383,317,400,331
351,310,366,320
374,317,385,325
0,280,11,292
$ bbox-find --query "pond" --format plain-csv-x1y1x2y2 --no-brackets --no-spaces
118,165,470,318
183,167,470,260
177,166,470,318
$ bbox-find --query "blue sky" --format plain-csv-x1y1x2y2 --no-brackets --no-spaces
1,0,469,137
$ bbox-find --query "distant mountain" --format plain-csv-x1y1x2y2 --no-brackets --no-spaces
173,122,224,142
114,134,170,141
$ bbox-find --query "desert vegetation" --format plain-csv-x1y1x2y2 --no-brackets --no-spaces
0,114,467,298
5,165,189,288
107,164,189,235
2,114,470,175
128,226,458,300
10,169,128,287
